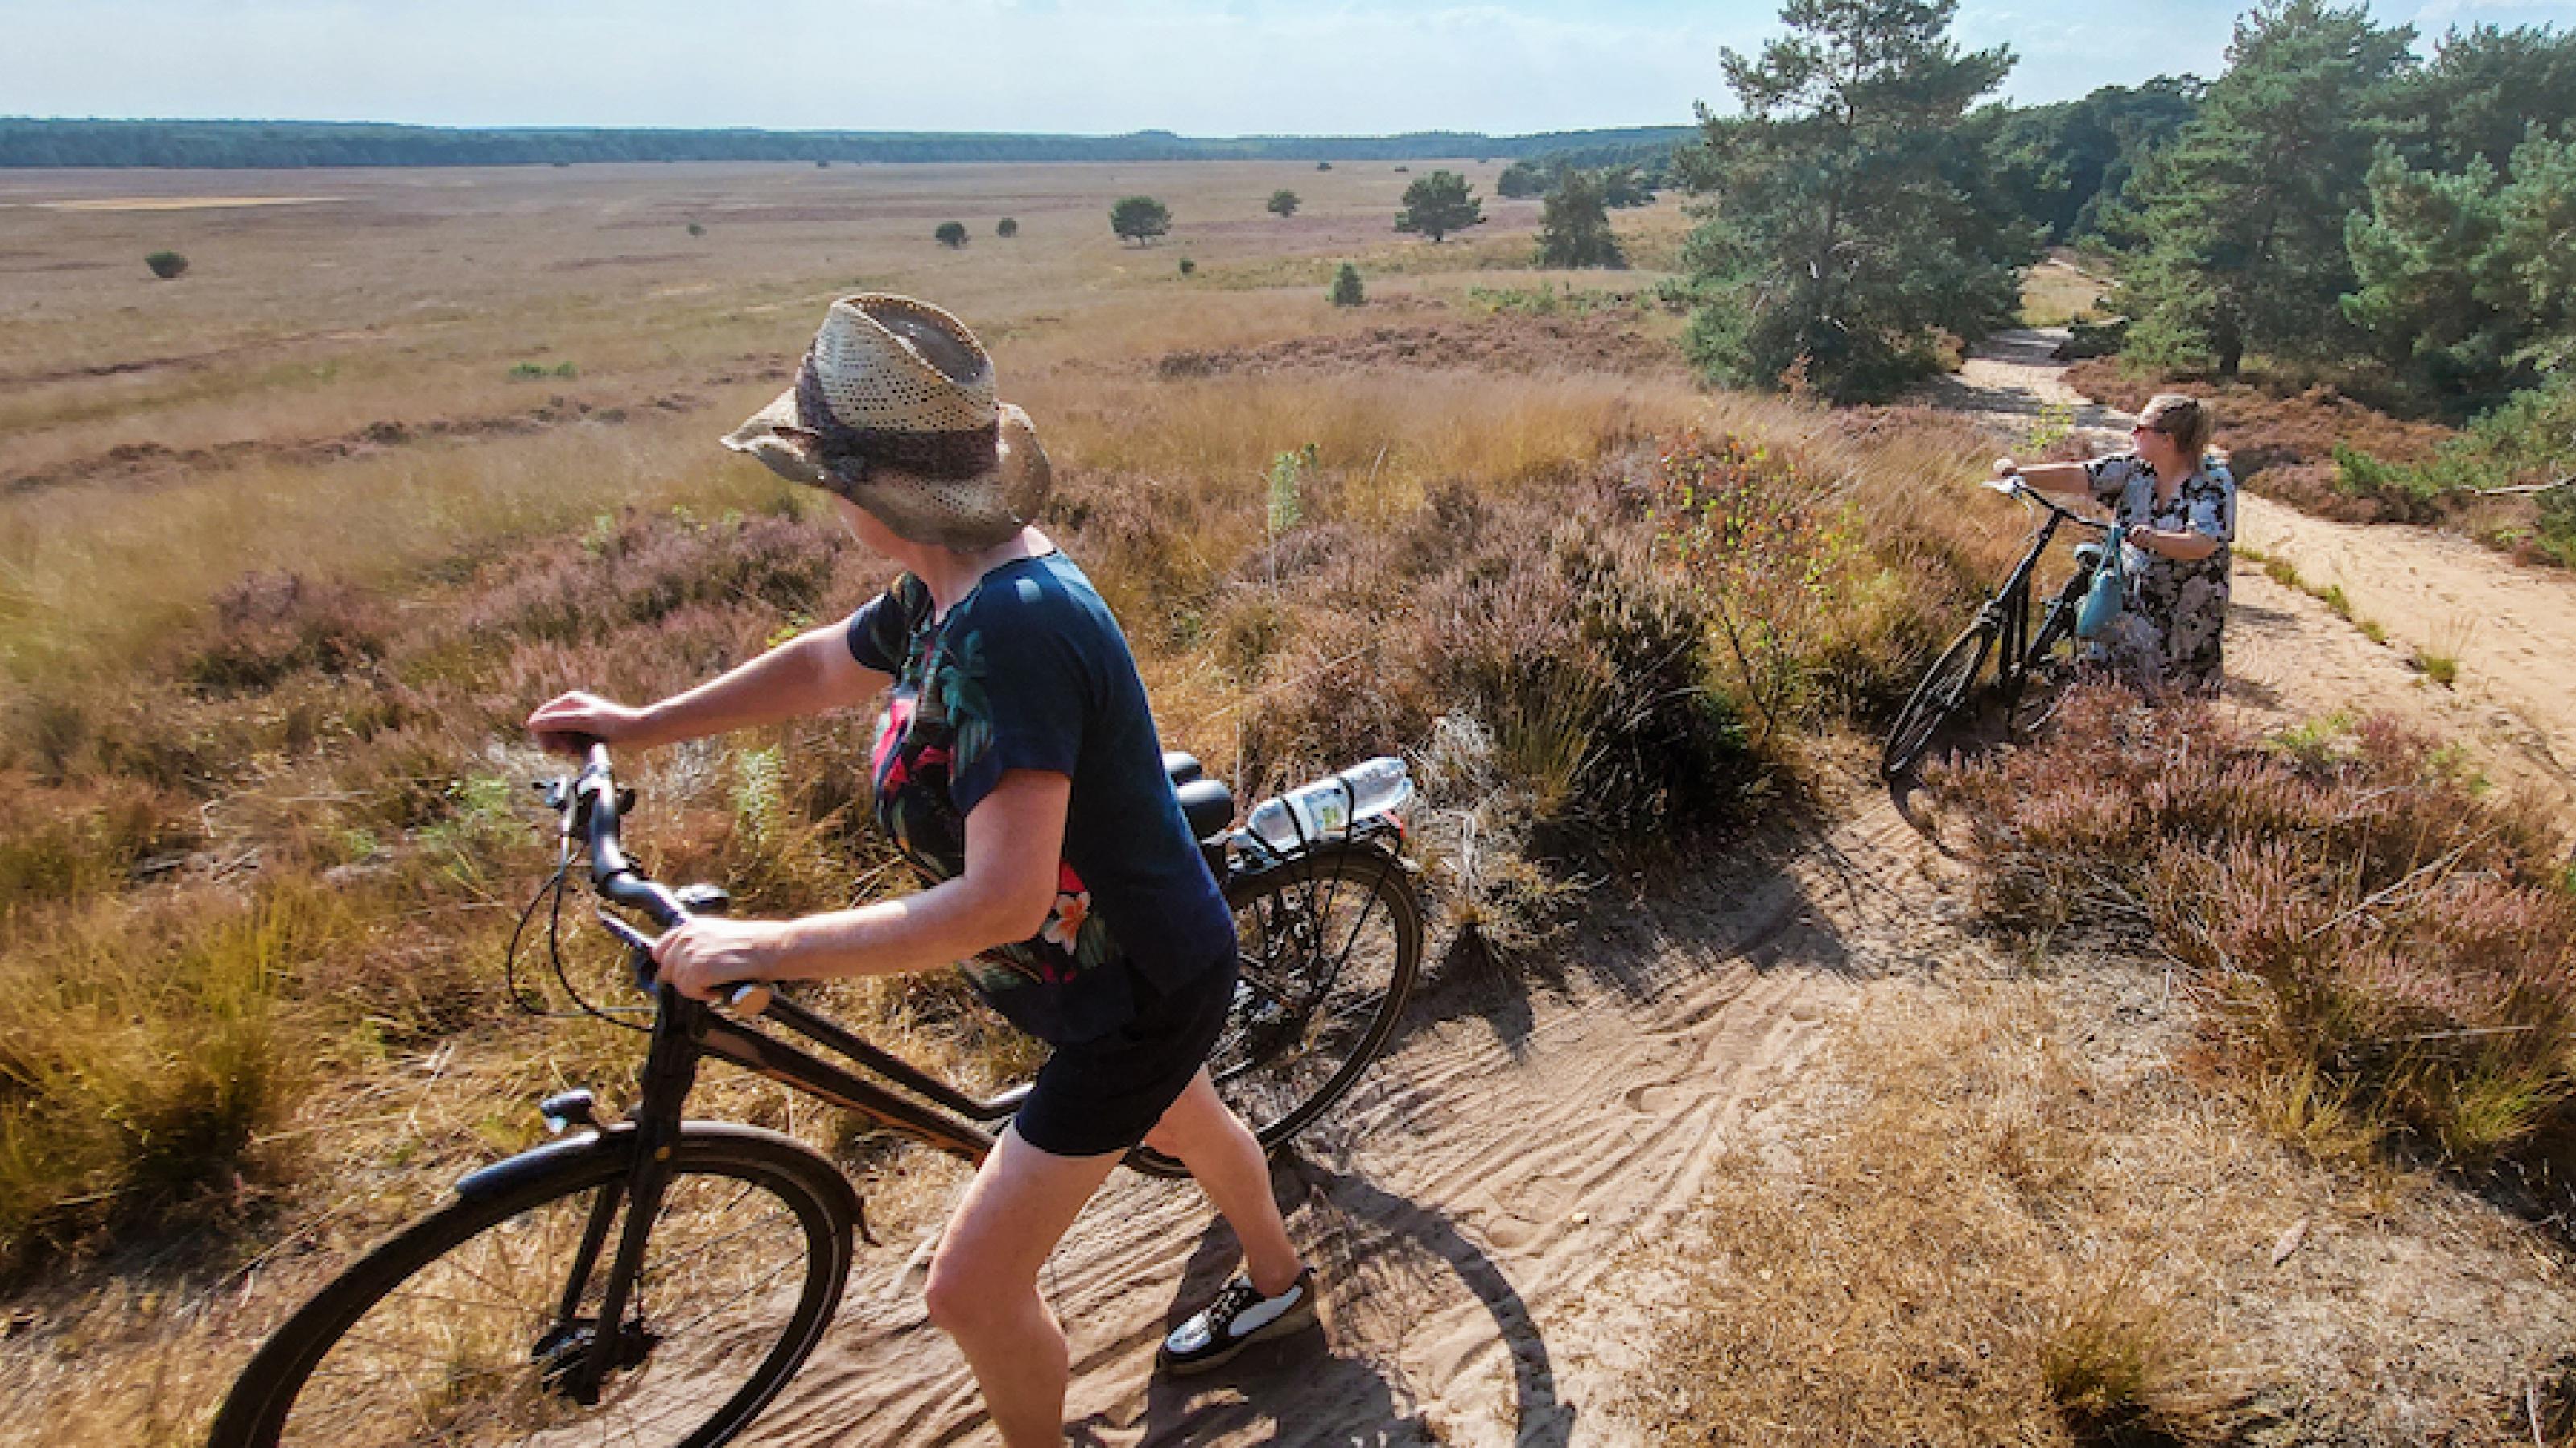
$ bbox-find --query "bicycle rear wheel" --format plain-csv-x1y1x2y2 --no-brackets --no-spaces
1131,844,1422,1177
1882,620,1996,778
211,1128,855,1448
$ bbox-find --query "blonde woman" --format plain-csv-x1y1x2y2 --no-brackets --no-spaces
1993,394,2236,695
529,296,1313,1445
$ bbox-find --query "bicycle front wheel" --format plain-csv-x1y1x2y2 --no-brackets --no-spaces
1131,844,1422,1176
212,1128,855,1448
1882,619,1996,778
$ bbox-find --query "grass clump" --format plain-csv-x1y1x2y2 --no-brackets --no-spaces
1935,686,2576,1182
2413,646,2460,686
1625,987,2252,1447
0,878,353,1277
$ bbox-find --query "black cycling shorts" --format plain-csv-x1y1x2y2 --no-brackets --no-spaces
1012,954,1238,1158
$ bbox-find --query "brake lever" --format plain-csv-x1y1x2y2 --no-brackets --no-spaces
597,910,660,992
593,910,773,1016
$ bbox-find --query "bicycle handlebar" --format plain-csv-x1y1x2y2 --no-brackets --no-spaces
571,744,692,930
553,743,771,1014
1987,475,2112,533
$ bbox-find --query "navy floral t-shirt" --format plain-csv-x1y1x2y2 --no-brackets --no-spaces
844,552,1235,1044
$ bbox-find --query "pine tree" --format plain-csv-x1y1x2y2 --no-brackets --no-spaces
1394,171,1484,243
1676,0,2027,400
2111,1,2416,377
1110,196,1171,245
1535,170,1626,268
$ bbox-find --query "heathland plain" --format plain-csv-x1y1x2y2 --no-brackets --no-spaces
5,160,2574,1444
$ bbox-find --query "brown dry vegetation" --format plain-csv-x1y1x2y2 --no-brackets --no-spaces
1935,687,2576,1192
4,162,2570,1443
1626,970,2576,1446
0,160,1993,1438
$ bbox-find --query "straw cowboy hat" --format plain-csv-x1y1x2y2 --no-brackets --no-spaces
723,295,1050,548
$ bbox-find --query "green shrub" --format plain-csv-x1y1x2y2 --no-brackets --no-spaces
997,217,1019,238
1329,262,1365,307
144,250,186,279
934,221,968,249
1177,256,1195,276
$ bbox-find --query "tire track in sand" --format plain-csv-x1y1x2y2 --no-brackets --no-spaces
736,798,1960,1446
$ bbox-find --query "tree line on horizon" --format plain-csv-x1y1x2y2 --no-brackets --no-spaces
0,118,1695,170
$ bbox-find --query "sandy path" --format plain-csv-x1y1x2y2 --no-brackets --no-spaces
1935,327,2576,822
732,799,1956,1446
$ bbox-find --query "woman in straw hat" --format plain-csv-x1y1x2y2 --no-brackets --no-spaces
528,295,1314,1441
1992,392,2236,695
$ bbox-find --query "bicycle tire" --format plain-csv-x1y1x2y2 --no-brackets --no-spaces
1882,620,1997,778
1130,844,1422,1178
211,1127,855,1448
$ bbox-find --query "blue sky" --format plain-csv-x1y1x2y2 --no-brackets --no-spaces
7,0,2574,135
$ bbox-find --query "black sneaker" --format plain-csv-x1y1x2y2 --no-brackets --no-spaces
1157,1267,1317,1375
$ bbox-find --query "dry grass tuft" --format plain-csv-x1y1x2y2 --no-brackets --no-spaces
1624,985,2258,1447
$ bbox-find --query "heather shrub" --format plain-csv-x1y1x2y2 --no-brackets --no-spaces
1937,686,2576,1175
182,572,389,691
467,506,843,645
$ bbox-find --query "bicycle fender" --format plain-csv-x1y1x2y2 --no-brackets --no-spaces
454,1124,627,1200
452,1122,858,1233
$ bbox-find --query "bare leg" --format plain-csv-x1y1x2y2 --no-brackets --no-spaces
1140,1070,1305,1295
921,1125,1124,1448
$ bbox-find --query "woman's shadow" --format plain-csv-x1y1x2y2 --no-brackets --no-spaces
1069,1151,1570,1446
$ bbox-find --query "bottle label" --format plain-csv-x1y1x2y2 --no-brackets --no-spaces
1306,789,1350,837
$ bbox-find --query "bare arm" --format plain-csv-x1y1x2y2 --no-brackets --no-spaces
2128,525,2219,562
1992,456,2095,500
650,769,1072,998
526,622,891,752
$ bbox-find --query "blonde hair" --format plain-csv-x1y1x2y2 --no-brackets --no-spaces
2138,393,2217,462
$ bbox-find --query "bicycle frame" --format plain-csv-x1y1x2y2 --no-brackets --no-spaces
511,745,1029,1400
511,744,1406,1402
1980,479,2112,698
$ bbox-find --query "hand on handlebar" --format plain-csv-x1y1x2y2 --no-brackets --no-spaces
651,917,793,1003
527,691,650,757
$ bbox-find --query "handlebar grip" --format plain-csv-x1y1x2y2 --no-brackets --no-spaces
724,983,773,1017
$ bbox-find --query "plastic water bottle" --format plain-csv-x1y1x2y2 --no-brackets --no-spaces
1245,757,1413,853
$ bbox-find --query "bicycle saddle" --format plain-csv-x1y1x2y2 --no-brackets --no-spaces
1164,752,1238,844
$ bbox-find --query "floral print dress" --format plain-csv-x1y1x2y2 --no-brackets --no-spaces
2085,452,2238,696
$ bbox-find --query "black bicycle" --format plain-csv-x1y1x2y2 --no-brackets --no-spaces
208,744,1421,1447
1881,476,2115,778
